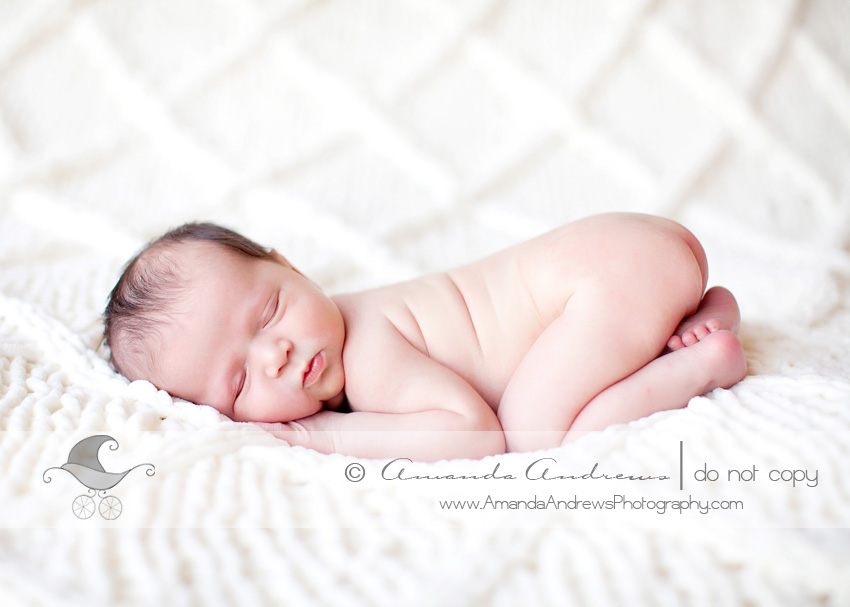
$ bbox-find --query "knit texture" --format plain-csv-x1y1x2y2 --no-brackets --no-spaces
2,1,850,605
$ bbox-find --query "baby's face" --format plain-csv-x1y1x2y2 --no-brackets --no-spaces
149,242,346,423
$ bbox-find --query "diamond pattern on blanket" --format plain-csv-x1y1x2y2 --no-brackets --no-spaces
801,0,850,79
2,1,850,606
396,43,557,191
0,22,137,161
659,0,798,90
173,39,350,177
287,0,448,101
485,0,650,102
585,32,726,185
485,136,657,224
256,141,451,236
46,141,231,232
760,39,850,196
684,142,832,243
89,0,258,95
0,118,15,181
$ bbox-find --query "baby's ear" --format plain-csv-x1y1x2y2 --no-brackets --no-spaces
270,249,306,277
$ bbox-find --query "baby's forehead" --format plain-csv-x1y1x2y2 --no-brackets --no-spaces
183,242,279,298
165,241,259,280
169,240,235,265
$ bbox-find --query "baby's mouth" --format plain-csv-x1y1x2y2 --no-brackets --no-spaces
302,352,324,387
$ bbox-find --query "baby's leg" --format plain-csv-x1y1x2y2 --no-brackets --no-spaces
498,214,707,452
565,328,746,440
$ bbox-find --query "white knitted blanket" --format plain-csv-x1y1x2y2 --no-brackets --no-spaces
2,1,850,605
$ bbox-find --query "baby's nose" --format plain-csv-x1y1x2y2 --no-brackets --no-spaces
259,338,293,378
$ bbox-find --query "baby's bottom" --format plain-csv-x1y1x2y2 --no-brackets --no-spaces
497,214,747,452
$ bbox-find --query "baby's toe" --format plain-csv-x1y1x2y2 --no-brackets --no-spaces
667,335,685,351
682,330,698,346
706,318,722,333
692,325,711,341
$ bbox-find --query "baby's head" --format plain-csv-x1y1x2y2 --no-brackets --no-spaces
104,223,346,423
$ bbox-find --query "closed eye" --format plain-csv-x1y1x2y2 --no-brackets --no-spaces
262,292,280,328
233,369,246,413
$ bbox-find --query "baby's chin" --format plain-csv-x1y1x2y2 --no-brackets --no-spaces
323,391,346,411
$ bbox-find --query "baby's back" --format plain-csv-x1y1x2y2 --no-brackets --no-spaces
334,225,574,410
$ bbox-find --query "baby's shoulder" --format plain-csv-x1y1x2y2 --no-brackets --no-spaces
331,290,439,410
332,284,420,338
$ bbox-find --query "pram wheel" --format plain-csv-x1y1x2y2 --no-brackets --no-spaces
72,495,95,519
99,495,122,520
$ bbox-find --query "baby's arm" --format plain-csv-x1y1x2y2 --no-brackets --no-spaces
255,316,506,462
257,406,503,462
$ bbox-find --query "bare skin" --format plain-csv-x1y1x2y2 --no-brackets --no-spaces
667,286,741,351
135,213,747,461
566,287,745,440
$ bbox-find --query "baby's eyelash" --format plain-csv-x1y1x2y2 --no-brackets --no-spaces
262,293,280,328
234,370,246,404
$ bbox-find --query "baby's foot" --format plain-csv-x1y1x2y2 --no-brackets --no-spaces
672,329,748,393
667,286,741,351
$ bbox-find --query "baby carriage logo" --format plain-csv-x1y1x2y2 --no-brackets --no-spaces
43,435,155,520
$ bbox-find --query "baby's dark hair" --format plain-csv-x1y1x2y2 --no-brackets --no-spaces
103,222,274,379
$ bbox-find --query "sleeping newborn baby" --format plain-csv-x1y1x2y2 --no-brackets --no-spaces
104,213,746,461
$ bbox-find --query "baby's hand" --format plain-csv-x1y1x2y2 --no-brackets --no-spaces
249,404,505,461
250,411,351,454
252,421,291,434
251,419,326,452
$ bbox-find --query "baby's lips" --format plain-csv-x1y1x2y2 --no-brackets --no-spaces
302,352,324,387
